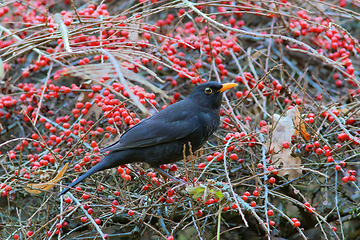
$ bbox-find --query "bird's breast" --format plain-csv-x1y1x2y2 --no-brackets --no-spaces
191,110,220,148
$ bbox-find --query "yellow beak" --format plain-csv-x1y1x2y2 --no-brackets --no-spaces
219,83,238,93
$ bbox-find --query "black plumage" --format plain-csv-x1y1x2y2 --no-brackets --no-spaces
59,82,237,196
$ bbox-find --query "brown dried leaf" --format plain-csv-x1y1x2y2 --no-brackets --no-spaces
76,82,104,120
294,106,311,141
77,80,94,102
128,21,140,42
83,103,103,120
32,169,53,182
24,163,69,194
268,107,304,179
275,149,302,179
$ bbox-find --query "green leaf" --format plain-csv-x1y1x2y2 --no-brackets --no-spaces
214,190,224,200
186,185,205,200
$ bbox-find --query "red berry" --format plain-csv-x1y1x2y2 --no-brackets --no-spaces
293,221,301,227
269,177,275,184
342,176,349,183
124,174,131,181
267,210,274,216
335,80,342,87
198,162,205,169
327,156,334,163
236,91,243,99
282,141,290,148
170,164,178,171
349,175,356,181
295,99,303,105
230,153,238,160
306,144,313,151
315,148,323,155
205,199,214,205
167,189,175,197
259,120,267,127
110,207,116,214
76,102,84,109
346,117,355,125
31,133,39,140
128,210,134,216
87,208,93,214
250,201,256,207
82,193,89,200
22,71,30,78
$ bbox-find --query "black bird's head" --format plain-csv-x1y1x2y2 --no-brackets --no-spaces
188,82,238,110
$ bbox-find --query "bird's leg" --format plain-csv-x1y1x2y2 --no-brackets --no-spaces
154,167,187,185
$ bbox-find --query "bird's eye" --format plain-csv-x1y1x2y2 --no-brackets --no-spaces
204,88,212,94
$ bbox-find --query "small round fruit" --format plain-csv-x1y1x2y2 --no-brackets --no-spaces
293,221,301,227
128,210,134,216
269,177,275,184
282,141,290,148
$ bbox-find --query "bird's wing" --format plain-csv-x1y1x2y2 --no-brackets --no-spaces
100,104,201,152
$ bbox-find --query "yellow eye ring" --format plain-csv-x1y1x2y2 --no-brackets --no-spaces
204,88,212,94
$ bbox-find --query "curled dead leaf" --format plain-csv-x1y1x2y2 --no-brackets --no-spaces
83,102,103,120
24,163,69,194
294,106,311,141
268,107,306,179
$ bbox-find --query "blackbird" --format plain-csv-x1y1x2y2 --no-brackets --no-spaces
59,82,237,196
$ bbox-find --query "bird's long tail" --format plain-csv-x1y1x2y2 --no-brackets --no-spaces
58,151,124,196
